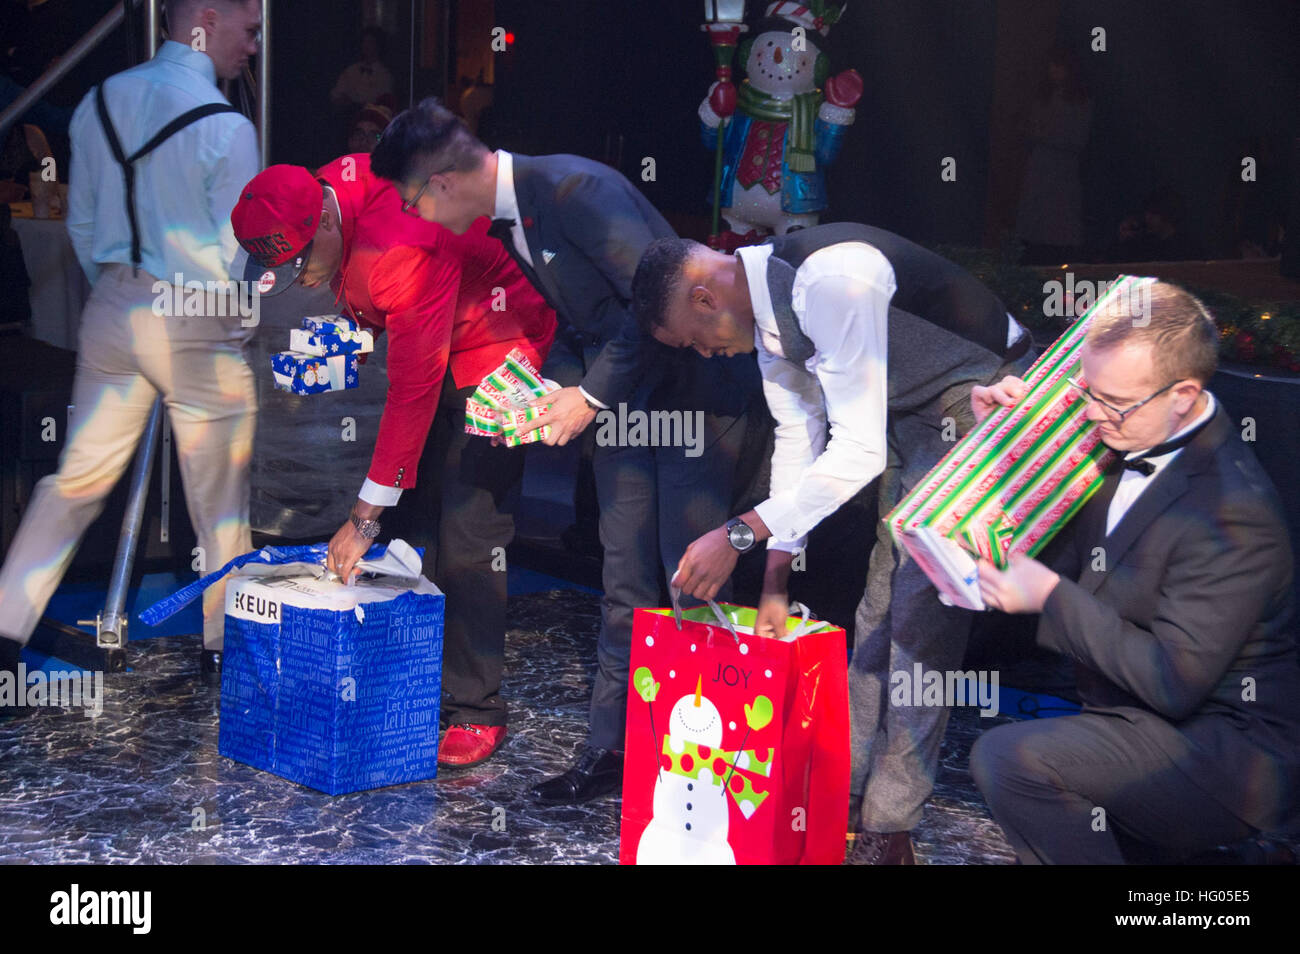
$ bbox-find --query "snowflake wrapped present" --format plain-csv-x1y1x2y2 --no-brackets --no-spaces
288,325,375,357
884,277,1153,610
463,348,557,446
271,351,359,395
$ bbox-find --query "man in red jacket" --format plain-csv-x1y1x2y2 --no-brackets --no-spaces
233,156,555,767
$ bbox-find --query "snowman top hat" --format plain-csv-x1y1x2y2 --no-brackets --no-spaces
763,1,847,37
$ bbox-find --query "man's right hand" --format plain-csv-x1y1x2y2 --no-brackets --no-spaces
328,503,382,583
327,520,370,584
970,375,1029,423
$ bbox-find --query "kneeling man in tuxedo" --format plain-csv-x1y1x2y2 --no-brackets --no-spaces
970,281,1300,864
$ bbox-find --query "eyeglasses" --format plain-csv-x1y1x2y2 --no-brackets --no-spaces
400,176,432,215
1066,376,1181,424
400,166,454,216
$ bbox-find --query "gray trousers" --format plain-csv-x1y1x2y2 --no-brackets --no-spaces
849,358,1029,834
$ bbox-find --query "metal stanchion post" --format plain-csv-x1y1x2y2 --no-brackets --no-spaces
78,400,163,671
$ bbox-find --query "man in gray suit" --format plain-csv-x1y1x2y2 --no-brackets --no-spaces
972,282,1300,863
633,223,1033,863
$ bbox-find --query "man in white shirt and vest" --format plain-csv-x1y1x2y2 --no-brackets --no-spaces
970,282,1300,863
631,223,1033,863
0,0,262,688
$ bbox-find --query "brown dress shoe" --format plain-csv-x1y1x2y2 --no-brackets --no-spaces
846,830,916,865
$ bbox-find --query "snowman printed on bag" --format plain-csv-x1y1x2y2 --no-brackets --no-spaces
634,674,774,865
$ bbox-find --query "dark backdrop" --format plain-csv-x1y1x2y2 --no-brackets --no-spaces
488,0,1299,250
18,1,1299,251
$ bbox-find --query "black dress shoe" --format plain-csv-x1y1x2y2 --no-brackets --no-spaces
199,649,223,687
531,746,623,804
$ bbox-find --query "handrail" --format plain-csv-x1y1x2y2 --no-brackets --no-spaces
1,0,270,164
258,1,271,168
0,1,140,140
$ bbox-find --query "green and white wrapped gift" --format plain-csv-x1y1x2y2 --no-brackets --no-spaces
463,348,556,446
885,276,1153,610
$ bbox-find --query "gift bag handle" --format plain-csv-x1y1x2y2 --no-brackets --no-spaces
670,586,740,643
786,600,835,638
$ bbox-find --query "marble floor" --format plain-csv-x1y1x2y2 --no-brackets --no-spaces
0,588,1027,865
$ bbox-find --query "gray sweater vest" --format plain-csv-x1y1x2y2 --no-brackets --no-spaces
764,224,1015,417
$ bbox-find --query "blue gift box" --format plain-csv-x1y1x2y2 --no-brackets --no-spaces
288,326,375,357
219,554,444,795
138,540,444,795
271,351,358,394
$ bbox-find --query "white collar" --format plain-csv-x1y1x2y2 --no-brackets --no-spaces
493,149,519,222
736,244,778,341
156,39,218,86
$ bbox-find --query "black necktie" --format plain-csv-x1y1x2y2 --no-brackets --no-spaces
1111,416,1212,478
487,217,516,241
486,215,565,319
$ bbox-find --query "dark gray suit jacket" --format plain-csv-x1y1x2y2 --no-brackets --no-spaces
508,153,673,407
1041,404,1300,832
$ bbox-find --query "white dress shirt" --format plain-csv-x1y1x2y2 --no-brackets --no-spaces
742,242,895,553
492,149,534,268
743,241,1029,554
66,40,259,286
1105,392,1217,537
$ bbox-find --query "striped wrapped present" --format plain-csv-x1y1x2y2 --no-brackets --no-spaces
885,276,1152,610
463,348,556,445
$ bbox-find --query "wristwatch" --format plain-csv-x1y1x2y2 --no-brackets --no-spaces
349,510,381,539
725,516,756,553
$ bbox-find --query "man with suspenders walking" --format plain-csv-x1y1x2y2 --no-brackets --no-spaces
0,0,263,687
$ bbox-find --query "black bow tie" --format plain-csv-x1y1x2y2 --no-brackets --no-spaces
487,217,515,241
1119,457,1157,477
1111,417,1211,478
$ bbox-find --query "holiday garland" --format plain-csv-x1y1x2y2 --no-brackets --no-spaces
934,244,1300,374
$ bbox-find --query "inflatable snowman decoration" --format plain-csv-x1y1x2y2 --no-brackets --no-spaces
700,1,862,248
636,677,737,865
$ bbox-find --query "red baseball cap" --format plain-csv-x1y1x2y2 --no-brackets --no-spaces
231,164,323,297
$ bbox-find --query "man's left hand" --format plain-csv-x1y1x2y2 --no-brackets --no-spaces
672,527,739,603
517,386,597,446
976,553,1060,614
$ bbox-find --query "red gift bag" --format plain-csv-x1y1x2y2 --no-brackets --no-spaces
619,596,849,865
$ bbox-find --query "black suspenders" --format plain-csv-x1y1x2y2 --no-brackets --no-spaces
94,82,240,274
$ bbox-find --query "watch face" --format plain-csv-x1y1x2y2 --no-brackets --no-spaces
728,522,755,550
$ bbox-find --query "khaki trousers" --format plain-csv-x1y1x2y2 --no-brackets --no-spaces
0,265,257,650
